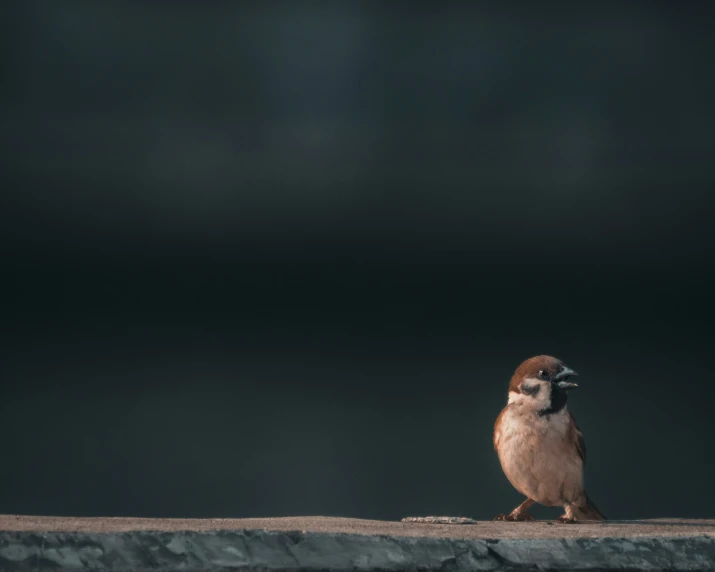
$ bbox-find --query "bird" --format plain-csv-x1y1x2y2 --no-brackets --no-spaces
493,355,605,523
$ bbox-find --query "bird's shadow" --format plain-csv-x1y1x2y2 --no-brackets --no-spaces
605,520,715,528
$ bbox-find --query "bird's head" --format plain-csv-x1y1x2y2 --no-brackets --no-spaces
507,355,578,415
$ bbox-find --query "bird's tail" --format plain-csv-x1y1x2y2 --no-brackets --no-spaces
573,493,606,521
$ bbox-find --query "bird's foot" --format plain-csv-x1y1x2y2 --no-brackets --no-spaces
555,516,578,524
494,512,535,522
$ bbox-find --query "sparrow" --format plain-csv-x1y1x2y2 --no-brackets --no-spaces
493,355,605,523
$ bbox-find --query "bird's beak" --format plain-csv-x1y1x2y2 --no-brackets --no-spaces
556,381,578,390
553,367,578,390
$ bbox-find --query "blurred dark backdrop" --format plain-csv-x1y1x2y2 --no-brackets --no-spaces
2,1,715,521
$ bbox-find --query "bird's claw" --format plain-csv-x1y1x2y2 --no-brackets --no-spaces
512,512,535,521
555,516,577,524
494,512,534,522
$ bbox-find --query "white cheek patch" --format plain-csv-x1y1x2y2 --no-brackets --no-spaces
521,382,541,396
508,378,552,410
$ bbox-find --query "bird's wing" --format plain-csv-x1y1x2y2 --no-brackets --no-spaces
569,412,587,464
493,407,507,451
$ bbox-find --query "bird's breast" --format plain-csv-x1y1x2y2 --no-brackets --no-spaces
496,406,584,506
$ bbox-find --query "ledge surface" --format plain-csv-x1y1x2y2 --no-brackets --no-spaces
1,515,714,571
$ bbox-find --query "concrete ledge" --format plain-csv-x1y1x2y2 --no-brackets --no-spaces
1,516,714,571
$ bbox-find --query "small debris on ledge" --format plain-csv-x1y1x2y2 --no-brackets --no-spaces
401,516,477,524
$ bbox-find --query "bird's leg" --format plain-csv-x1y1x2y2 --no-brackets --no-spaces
555,503,578,524
494,498,535,521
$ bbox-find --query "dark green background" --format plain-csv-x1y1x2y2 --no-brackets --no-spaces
2,1,714,521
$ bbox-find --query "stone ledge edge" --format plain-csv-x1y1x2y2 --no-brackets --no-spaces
1,529,714,571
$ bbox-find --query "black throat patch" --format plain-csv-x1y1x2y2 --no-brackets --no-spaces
538,385,568,416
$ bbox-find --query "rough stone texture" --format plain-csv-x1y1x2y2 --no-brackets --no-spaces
1,515,714,571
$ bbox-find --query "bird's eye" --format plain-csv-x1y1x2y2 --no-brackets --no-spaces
538,369,548,379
